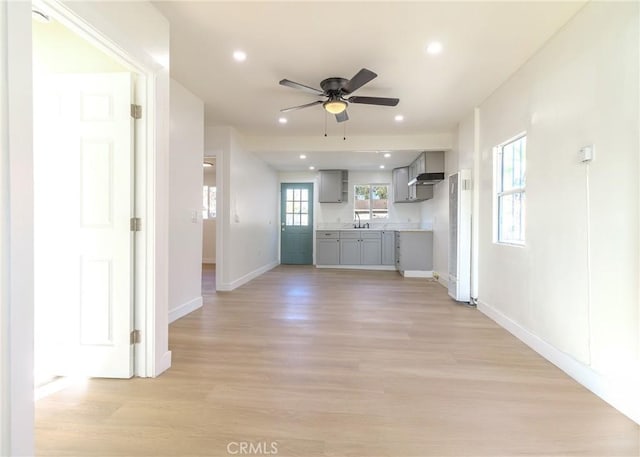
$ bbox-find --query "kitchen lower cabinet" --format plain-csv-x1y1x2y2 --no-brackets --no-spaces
339,234,361,264
316,230,431,272
361,234,382,265
339,231,382,265
396,231,433,275
316,231,340,265
381,231,395,265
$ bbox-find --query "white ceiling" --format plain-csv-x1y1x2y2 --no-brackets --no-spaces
155,1,585,170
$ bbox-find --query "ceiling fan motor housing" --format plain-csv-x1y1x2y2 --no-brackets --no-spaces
320,77,349,96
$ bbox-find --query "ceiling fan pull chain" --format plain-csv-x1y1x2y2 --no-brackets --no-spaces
343,122,346,141
324,111,328,137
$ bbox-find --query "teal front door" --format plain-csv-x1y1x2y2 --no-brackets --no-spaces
281,183,314,264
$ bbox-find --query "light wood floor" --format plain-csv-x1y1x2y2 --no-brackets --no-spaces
36,266,639,456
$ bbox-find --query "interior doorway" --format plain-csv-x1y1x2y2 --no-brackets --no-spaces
202,157,217,293
32,7,140,386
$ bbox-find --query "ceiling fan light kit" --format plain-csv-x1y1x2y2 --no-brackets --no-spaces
279,68,399,125
323,98,347,114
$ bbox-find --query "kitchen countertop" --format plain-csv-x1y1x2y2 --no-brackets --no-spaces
316,228,433,232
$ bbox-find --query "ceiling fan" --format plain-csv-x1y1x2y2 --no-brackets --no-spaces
279,68,399,123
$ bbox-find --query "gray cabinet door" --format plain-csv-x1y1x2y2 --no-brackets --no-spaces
393,167,410,203
319,170,343,203
381,231,395,265
317,239,340,265
397,231,433,271
340,238,361,264
361,238,381,265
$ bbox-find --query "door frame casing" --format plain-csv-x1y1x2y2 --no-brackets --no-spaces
37,0,155,377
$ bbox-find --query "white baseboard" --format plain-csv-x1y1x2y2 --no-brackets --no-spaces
217,260,279,291
315,264,396,271
168,296,203,324
202,258,216,265
401,270,433,278
155,350,172,377
478,300,640,425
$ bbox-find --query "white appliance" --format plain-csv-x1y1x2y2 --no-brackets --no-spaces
448,170,472,302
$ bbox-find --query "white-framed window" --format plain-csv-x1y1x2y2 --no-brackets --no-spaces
354,184,389,221
495,134,526,245
202,185,216,219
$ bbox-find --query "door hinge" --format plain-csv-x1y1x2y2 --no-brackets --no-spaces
130,104,142,119
130,329,141,345
130,217,142,232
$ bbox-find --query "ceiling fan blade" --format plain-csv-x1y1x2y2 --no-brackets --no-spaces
343,68,377,94
280,100,323,113
279,79,324,95
348,96,399,106
335,111,349,123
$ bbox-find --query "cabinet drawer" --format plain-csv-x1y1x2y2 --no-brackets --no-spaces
339,231,361,239
317,231,339,239
360,231,381,239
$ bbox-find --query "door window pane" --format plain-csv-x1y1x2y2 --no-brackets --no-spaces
285,185,311,226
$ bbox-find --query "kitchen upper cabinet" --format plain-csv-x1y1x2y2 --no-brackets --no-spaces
319,170,348,203
316,231,340,265
408,152,427,180
381,231,395,265
393,167,410,203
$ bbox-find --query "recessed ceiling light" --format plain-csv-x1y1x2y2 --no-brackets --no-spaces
278,117,287,124
299,154,307,159
384,153,391,158
425,41,443,55
233,50,247,62
394,115,404,122
309,166,315,170
379,165,385,169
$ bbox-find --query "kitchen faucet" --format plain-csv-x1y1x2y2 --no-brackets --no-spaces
354,212,361,228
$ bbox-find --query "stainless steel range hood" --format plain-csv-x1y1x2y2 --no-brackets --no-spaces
408,172,446,186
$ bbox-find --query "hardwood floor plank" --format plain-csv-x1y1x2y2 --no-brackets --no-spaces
36,266,639,456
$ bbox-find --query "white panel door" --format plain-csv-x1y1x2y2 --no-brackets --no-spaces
34,73,134,379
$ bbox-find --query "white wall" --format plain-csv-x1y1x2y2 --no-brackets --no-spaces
169,79,204,323
208,126,279,290
2,2,34,454
202,165,217,264
0,4,7,452
475,1,639,423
